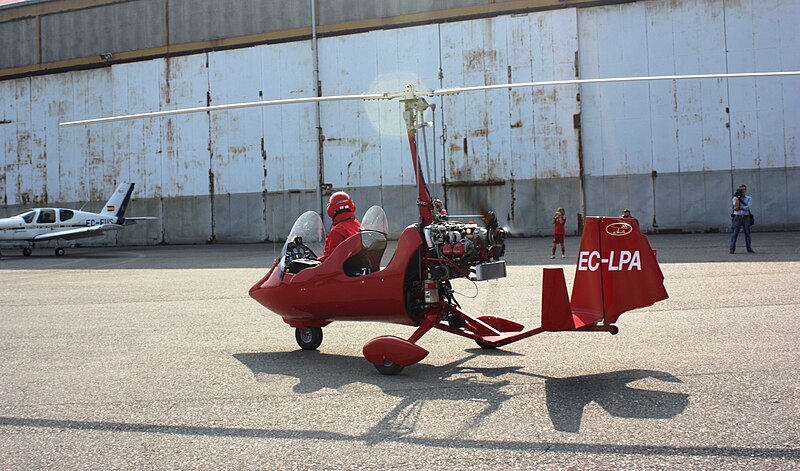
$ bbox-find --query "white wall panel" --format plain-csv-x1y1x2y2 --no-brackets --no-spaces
441,11,579,183
726,0,800,170
372,25,441,188
208,48,265,195
318,32,382,189
111,61,164,198
31,74,71,203
70,69,115,203
0,80,9,204
666,0,728,173
508,11,581,180
580,0,730,176
0,79,32,205
528,9,579,179
317,26,441,189
13,79,36,205
161,54,211,197
440,17,511,182
28,78,49,205
261,40,317,192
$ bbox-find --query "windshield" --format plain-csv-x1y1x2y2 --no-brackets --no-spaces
15,210,36,223
362,205,388,233
278,211,325,274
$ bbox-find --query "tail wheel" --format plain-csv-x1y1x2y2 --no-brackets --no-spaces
295,327,323,350
22,248,32,256
374,361,404,376
609,325,619,335
55,247,65,257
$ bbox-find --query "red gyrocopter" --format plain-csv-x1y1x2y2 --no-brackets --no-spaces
247,86,669,375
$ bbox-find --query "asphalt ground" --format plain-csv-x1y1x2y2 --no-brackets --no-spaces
1,232,799,469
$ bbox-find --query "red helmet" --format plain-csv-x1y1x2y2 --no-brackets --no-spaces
326,191,356,220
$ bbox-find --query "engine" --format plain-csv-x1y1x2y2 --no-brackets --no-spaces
422,212,506,282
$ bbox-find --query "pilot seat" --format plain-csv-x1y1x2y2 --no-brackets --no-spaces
344,230,387,277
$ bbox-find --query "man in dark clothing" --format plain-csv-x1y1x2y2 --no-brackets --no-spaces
729,184,754,254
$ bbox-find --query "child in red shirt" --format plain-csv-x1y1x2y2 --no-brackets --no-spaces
551,208,566,259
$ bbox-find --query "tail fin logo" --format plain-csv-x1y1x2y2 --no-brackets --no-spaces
606,222,633,236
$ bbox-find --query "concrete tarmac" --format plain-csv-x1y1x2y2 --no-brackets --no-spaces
1,232,799,469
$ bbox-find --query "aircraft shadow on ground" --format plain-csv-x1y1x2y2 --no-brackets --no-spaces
2,352,796,458
233,351,689,435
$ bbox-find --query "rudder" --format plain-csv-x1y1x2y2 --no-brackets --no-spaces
570,217,668,325
100,183,135,218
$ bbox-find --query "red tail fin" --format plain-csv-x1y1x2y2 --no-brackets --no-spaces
570,217,668,324
541,268,599,330
540,217,668,331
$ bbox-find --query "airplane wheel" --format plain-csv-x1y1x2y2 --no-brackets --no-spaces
22,248,32,257
475,340,497,349
55,247,65,257
609,325,619,335
295,327,323,350
374,361,404,376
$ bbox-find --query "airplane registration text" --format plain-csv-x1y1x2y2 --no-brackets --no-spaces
577,251,641,271
86,218,117,226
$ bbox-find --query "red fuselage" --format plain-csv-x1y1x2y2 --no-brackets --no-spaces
249,225,425,328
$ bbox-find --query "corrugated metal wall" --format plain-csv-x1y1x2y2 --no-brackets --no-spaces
579,0,799,230
1,0,798,245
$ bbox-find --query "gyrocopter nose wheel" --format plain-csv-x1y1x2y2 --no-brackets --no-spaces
295,327,323,350
375,361,404,376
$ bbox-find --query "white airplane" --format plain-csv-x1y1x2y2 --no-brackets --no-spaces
0,182,156,259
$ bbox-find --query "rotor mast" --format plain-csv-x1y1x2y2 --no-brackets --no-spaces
398,85,435,226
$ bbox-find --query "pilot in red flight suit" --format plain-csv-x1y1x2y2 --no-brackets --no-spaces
318,191,363,262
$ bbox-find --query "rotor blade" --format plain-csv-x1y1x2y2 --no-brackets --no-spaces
432,70,800,96
60,92,388,127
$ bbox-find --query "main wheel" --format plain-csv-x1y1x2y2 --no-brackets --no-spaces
295,327,323,350
374,361,404,376
22,247,32,256
55,247,65,257
609,325,619,335
475,340,498,350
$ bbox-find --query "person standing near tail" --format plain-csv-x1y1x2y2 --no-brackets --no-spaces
551,208,566,259
621,208,639,227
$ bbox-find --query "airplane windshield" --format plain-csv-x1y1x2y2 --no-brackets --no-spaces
16,211,35,223
278,211,325,276
361,205,388,234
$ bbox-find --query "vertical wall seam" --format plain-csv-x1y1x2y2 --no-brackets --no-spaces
643,1,658,228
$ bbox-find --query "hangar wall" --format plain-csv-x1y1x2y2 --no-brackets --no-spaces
0,0,798,246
